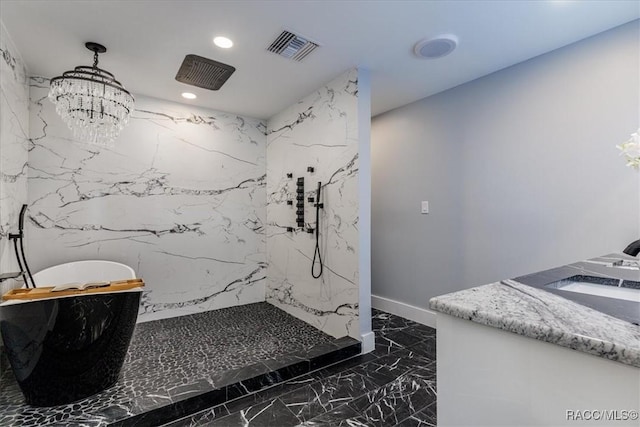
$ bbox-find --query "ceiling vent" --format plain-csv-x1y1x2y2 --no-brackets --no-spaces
175,54,236,91
267,30,319,62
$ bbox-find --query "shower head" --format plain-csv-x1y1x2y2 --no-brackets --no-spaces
19,204,27,233
175,54,236,91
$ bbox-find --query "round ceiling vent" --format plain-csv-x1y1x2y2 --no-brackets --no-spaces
414,35,458,59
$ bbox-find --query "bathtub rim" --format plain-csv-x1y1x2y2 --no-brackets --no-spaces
1,260,141,306
0,287,144,306
33,260,136,283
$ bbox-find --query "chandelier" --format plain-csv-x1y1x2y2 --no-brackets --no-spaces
48,42,134,146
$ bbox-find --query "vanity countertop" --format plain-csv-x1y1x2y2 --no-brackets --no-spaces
429,253,640,368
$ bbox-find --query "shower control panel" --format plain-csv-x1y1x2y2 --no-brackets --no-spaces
286,167,320,232
296,177,305,228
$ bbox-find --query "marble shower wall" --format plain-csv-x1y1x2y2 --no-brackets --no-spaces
0,22,29,296
27,81,266,321
266,69,360,339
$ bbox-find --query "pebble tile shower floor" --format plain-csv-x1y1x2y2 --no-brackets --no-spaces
165,309,438,427
0,302,335,426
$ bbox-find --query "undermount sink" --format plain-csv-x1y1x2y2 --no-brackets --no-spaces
546,275,640,303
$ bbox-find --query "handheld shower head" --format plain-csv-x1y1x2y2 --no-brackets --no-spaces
19,204,27,233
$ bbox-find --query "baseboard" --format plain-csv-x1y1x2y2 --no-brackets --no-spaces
371,294,437,329
360,331,375,354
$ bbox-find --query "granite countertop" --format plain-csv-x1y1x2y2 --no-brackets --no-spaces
429,254,640,368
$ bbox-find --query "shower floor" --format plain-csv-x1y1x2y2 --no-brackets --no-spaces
0,302,359,427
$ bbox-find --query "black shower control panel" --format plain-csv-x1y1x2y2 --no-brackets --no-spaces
296,177,305,228
289,171,322,231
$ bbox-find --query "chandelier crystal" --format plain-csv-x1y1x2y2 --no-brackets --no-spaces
48,42,134,146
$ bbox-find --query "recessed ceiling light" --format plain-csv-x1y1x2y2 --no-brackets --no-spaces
181,92,197,100
213,36,233,49
414,35,458,59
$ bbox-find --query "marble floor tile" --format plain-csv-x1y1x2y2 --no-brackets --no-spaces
165,405,229,427
380,329,425,348
298,405,368,426
371,309,432,335
310,353,379,379
406,338,436,361
280,371,376,422
207,398,299,427
348,348,429,387
395,401,437,427
372,332,409,357
348,376,437,427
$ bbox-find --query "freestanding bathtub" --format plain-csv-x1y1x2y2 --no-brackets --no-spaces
0,260,142,406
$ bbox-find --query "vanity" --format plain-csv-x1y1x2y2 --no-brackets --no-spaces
430,253,640,426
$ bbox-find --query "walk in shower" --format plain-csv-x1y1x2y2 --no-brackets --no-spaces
0,21,369,425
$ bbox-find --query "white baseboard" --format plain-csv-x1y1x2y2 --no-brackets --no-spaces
360,331,375,354
371,294,438,329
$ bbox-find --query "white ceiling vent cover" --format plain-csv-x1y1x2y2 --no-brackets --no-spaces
267,30,319,62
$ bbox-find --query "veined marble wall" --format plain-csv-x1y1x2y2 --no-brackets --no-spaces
27,81,266,321
266,69,360,339
0,22,29,296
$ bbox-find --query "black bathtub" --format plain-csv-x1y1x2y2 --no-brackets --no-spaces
0,261,142,406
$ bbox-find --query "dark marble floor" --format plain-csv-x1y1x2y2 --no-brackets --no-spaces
166,309,437,427
0,302,335,426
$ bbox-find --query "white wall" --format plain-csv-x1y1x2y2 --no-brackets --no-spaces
27,81,267,322
372,21,640,309
266,69,363,339
0,21,29,296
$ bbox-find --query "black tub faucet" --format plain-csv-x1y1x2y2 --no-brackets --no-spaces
623,239,640,257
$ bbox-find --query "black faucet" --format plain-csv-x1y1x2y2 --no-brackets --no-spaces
623,239,640,257
8,204,36,288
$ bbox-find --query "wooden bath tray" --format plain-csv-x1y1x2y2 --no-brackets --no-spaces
2,279,144,301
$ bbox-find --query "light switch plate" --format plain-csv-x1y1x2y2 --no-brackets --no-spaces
421,201,429,214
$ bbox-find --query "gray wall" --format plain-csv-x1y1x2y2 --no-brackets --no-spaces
371,20,640,308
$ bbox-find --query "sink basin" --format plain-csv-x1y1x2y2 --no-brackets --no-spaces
546,275,640,303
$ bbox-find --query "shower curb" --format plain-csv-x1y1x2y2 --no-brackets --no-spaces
108,337,361,426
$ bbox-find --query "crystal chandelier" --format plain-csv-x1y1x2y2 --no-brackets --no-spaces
48,42,134,146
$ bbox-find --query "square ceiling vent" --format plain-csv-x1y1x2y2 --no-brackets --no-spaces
267,30,319,62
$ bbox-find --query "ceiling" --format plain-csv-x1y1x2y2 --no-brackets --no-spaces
1,1,638,120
